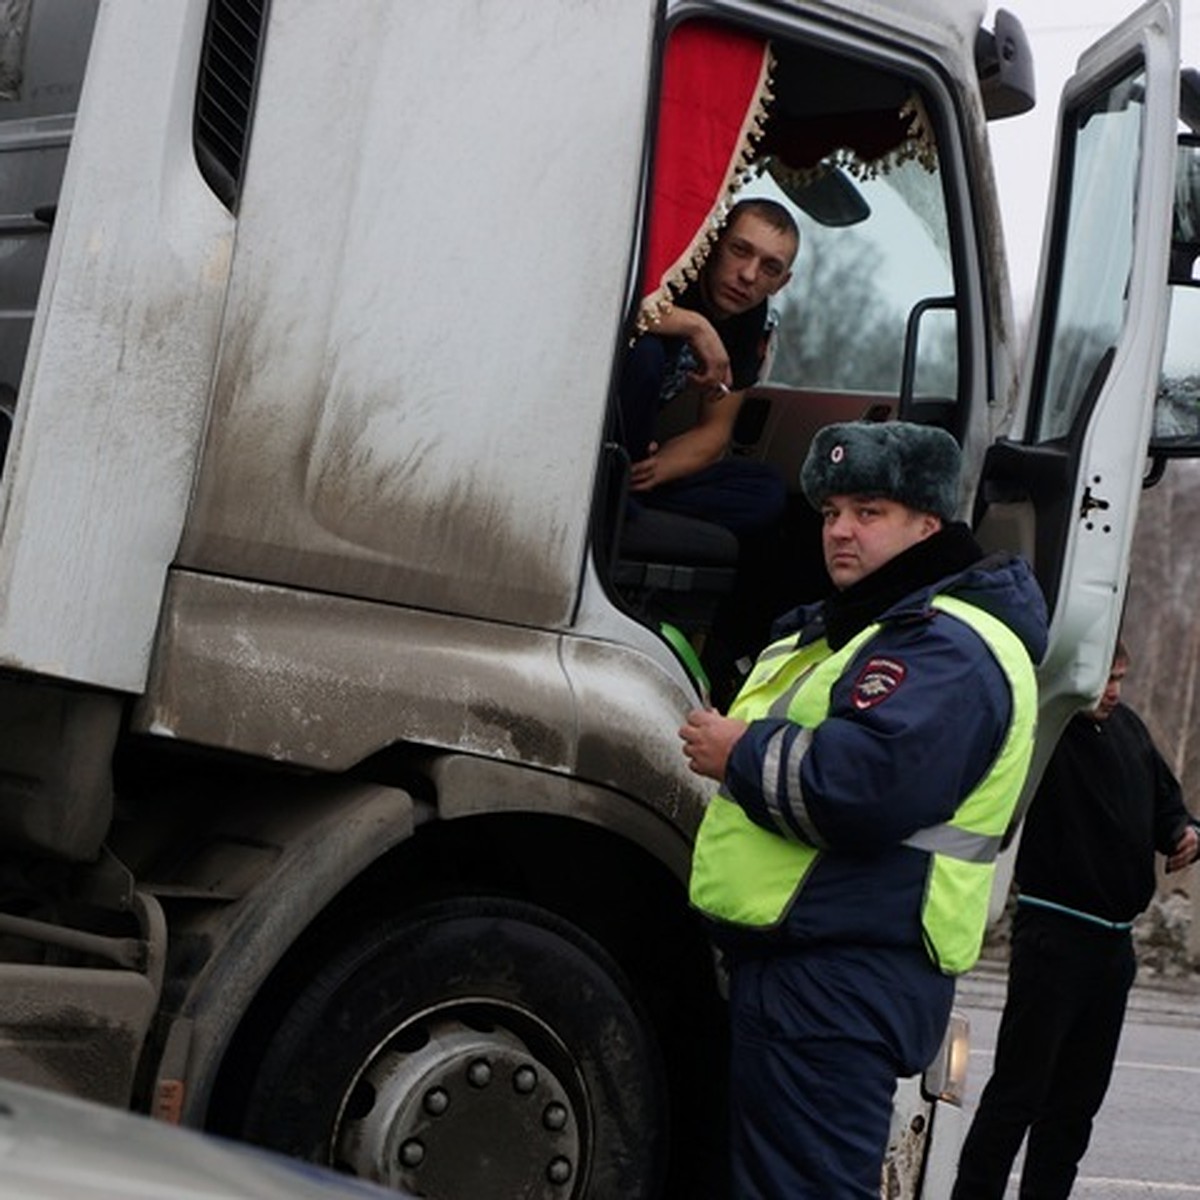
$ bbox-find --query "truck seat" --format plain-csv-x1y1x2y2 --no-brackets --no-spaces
613,506,738,632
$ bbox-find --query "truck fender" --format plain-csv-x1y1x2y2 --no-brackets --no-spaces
153,780,415,1124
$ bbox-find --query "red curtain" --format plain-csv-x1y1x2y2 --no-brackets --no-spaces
639,22,773,327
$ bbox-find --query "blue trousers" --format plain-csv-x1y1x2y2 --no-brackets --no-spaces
728,946,953,1200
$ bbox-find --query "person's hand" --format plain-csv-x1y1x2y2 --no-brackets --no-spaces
629,443,661,492
645,307,731,396
679,708,748,781
683,321,732,396
1166,824,1200,873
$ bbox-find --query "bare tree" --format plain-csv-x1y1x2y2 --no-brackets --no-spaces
768,233,916,391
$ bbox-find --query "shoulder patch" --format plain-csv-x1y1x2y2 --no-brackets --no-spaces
852,656,907,710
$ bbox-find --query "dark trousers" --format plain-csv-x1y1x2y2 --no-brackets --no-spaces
618,333,674,463
636,460,786,539
952,906,1136,1199
729,946,952,1200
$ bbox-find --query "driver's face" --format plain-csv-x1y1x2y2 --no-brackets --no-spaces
703,211,796,320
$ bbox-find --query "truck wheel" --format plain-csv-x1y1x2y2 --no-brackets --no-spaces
239,897,667,1198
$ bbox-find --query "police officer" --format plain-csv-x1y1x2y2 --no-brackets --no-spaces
680,420,1048,1198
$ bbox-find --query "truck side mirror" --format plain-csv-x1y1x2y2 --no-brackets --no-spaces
1169,135,1200,286
1151,132,1200,465
975,9,1035,121
899,296,958,421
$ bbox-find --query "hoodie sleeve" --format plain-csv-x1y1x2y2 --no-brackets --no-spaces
1143,721,1191,853
724,612,1014,851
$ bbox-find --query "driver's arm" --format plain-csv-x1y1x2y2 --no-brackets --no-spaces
646,307,732,393
629,386,742,492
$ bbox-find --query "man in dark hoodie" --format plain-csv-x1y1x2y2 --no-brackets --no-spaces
952,642,1198,1199
680,420,1048,1199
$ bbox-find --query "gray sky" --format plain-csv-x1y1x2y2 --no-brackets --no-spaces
984,1,1199,315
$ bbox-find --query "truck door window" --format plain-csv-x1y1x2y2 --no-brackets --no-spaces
637,25,959,406
1032,67,1146,443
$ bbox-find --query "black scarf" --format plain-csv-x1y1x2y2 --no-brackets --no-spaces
821,522,985,650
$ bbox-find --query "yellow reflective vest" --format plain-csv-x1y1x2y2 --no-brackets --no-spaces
689,593,1037,975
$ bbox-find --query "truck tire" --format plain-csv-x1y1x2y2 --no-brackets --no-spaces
238,897,667,1199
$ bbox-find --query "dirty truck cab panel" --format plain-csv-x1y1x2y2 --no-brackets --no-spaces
175,2,653,629
0,0,654,692
0,0,230,693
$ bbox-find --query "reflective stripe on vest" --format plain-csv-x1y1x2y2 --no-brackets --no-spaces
688,593,1037,976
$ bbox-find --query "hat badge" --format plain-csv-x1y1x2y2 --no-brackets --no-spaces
830,444,845,464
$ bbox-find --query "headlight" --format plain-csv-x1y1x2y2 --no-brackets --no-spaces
922,1010,970,1105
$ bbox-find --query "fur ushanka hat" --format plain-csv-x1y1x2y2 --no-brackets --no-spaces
800,421,961,521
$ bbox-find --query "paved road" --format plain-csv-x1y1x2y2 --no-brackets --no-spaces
955,963,1200,1198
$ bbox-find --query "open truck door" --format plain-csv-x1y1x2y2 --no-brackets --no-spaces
976,0,1182,878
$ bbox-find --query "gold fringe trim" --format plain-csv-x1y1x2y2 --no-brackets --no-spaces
636,43,777,335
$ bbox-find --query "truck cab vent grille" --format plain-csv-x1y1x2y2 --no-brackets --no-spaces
194,0,268,211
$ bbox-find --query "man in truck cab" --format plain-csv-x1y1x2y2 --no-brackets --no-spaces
617,196,798,539
679,420,1047,1198
618,197,800,694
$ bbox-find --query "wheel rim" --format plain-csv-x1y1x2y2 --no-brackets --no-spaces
331,999,590,1198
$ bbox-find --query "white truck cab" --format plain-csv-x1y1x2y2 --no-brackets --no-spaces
0,1,1196,1196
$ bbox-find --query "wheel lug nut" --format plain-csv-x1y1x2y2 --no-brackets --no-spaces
423,1087,450,1116
400,1139,425,1168
547,1156,573,1185
513,1065,538,1094
467,1058,492,1088
543,1102,568,1131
